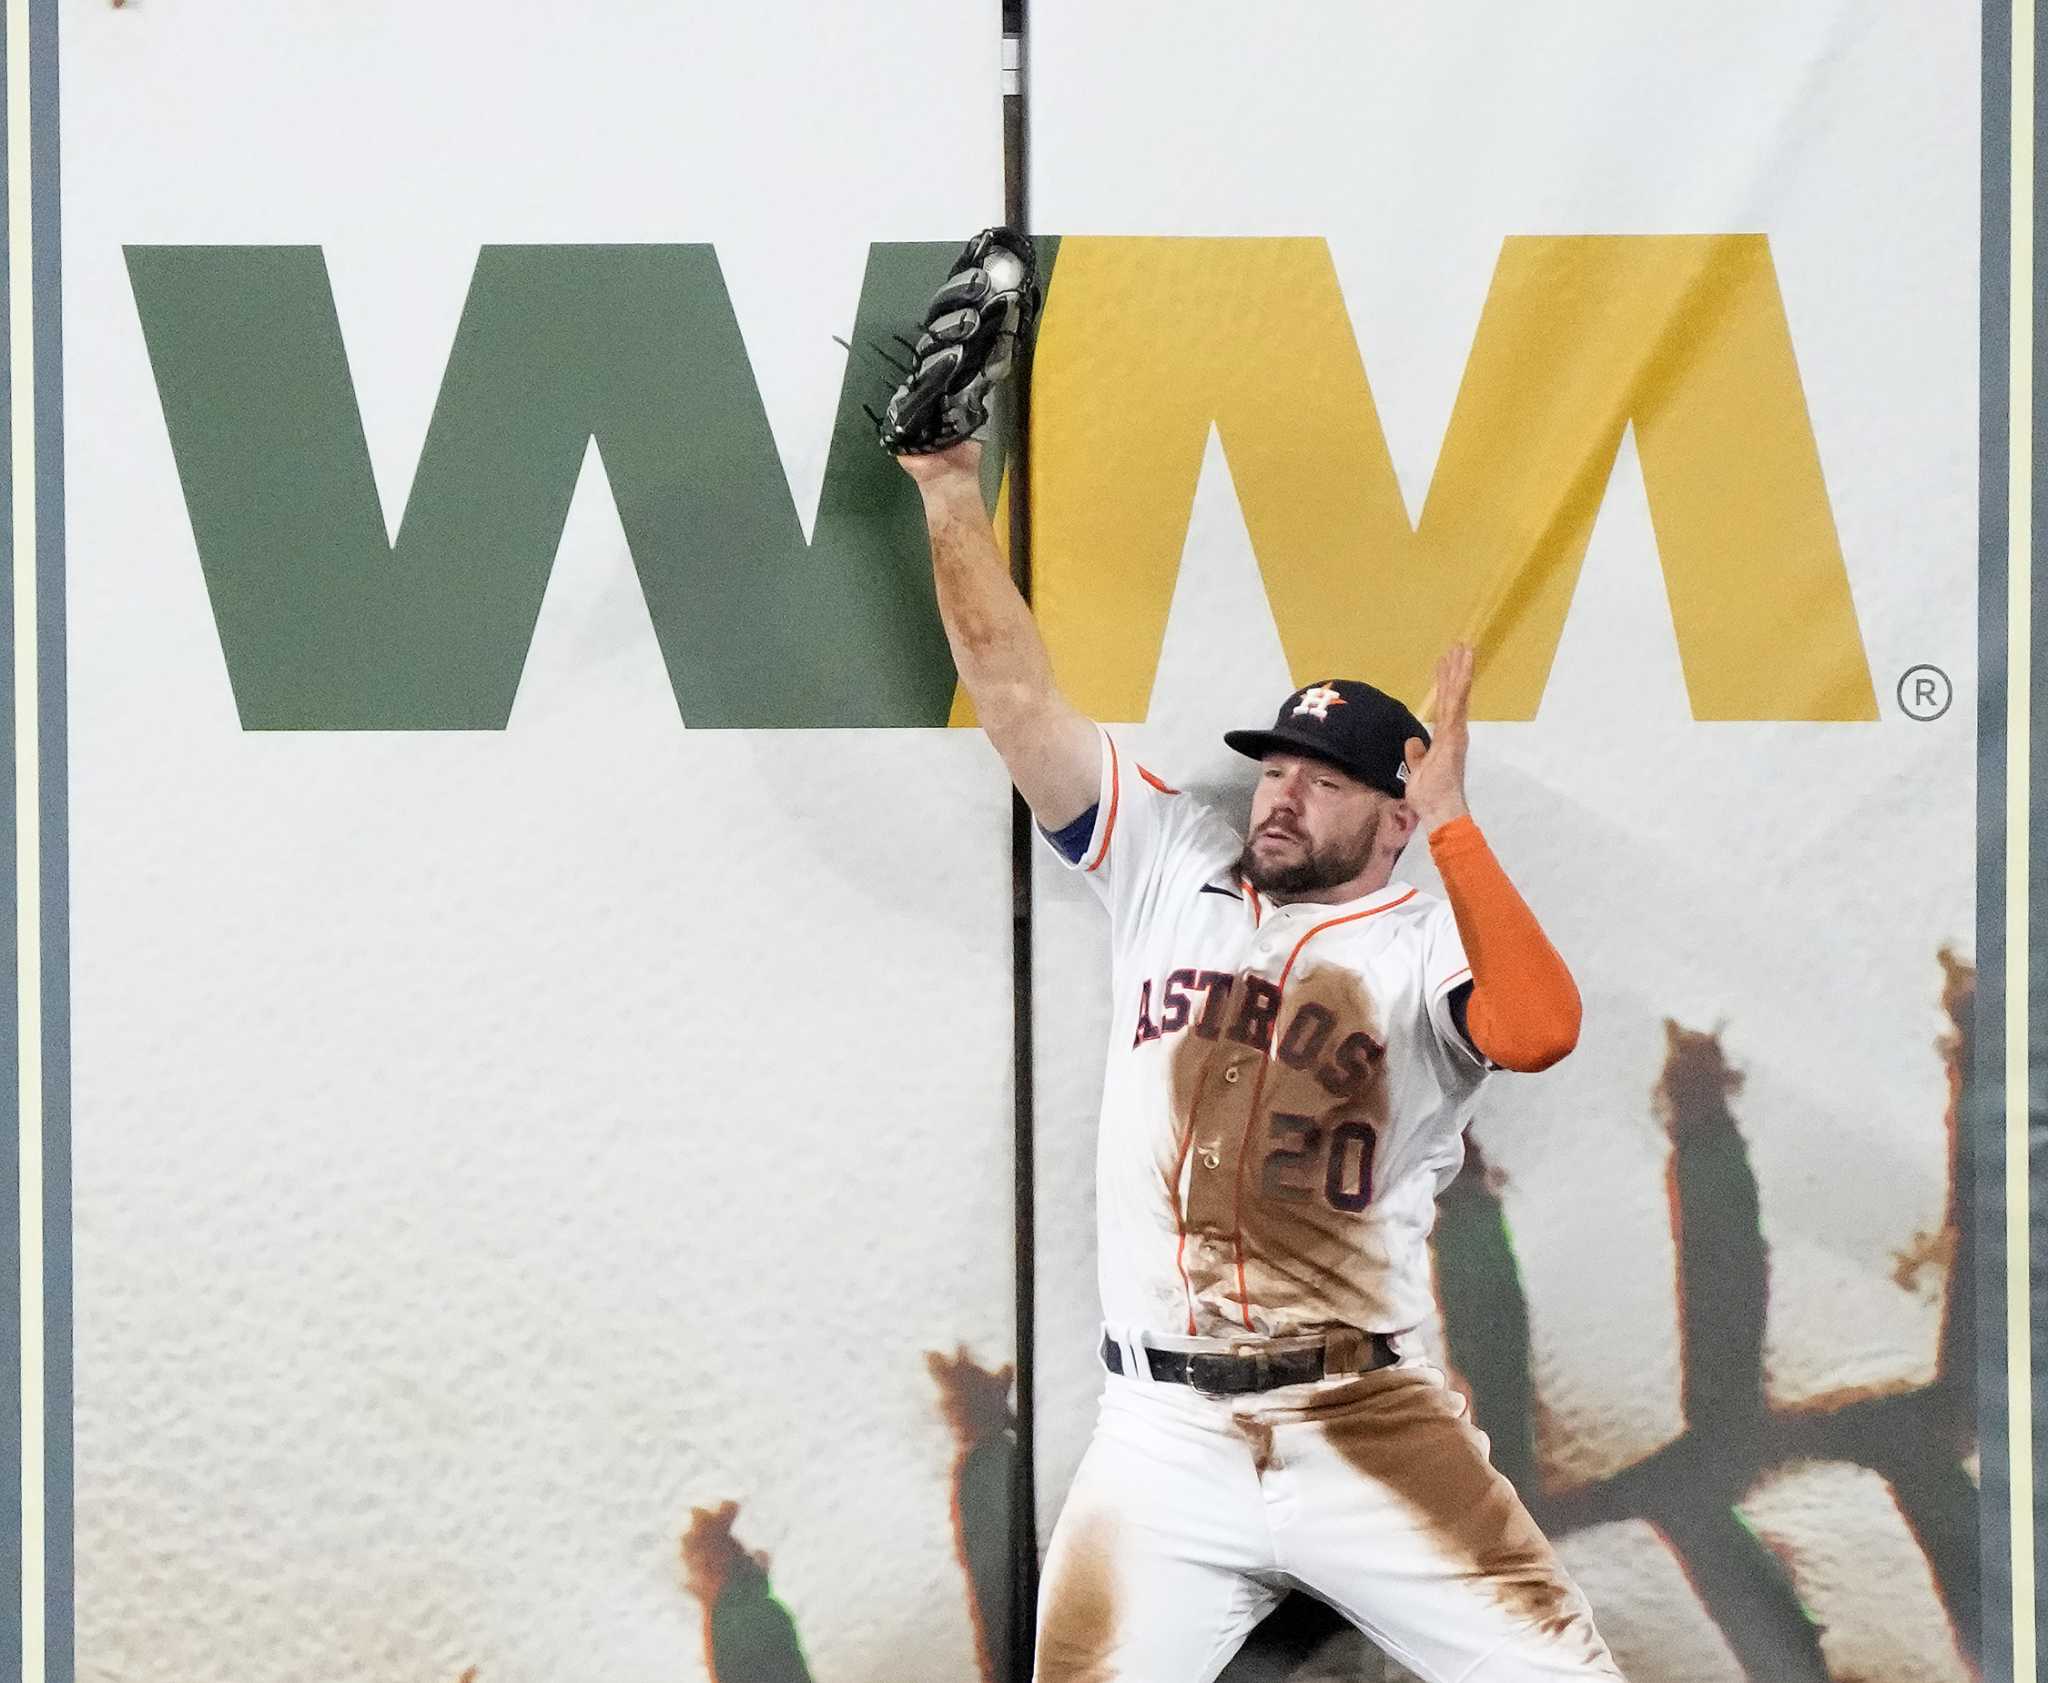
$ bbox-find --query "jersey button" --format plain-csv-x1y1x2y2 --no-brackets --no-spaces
1222,1066,1241,1084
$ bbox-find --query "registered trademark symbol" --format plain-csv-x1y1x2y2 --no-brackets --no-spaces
1897,664,1953,721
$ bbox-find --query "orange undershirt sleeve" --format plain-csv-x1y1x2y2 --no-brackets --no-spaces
1427,815,1582,1073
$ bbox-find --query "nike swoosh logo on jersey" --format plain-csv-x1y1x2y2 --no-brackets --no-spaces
1198,883,1243,902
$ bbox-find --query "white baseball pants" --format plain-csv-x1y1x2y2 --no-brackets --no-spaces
1035,1358,1624,1683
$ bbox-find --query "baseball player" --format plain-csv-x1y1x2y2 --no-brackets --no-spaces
877,232,1625,1683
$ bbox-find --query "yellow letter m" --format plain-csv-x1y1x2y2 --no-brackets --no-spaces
1027,236,1876,722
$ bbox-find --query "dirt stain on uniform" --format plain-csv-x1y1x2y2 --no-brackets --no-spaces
1186,963,1393,1325
1166,953,1607,1666
1166,965,1390,1272
1035,1511,1120,1683
1233,1414,1276,1475
1317,1373,1614,1669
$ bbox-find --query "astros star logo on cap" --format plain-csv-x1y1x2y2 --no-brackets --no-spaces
1291,685,1347,722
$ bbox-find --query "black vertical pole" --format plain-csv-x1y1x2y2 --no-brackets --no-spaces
2026,0,2048,1647
1975,2,2016,1676
1002,4,1040,1680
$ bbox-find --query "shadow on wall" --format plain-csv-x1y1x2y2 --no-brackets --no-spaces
679,1349,1019,1683
1223,948,1980,1683
665,951,1976,1683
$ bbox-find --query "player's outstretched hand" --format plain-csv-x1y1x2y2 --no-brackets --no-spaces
1403,642,1475,834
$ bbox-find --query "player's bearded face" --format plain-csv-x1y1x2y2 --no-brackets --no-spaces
1236,755,1385,897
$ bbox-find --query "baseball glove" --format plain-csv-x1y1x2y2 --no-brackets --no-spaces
870,227,1040,455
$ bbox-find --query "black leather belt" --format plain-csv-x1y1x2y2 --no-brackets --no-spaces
1100,1329,1397,1394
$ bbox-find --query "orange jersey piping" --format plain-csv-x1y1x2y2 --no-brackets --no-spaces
1084,736,1121,874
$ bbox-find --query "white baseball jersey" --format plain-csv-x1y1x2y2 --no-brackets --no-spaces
1048,728,1493,1342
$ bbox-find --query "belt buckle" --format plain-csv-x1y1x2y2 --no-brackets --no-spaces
1190,1345,1267,1396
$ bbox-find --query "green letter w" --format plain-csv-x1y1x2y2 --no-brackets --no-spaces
126,243,982,728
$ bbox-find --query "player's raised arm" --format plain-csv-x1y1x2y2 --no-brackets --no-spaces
1405,643,1583,1072
875,229,1098,831
897,443,1097,829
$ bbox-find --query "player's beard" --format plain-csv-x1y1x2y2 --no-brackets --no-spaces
1235,807,1382,899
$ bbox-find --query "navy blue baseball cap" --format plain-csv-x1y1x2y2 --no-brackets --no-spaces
1223,679,1430,800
